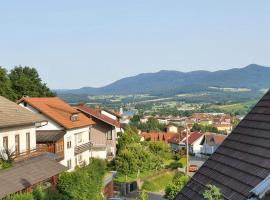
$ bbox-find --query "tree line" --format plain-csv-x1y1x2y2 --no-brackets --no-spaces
0,66,55,101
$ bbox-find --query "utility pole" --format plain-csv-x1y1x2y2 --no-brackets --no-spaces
185,120,189,175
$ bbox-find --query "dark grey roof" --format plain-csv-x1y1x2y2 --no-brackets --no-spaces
176,90,270,200
36,130,65,143
0,96,45,129
0,153,67,198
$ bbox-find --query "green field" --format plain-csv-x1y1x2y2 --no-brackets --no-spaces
142,171,176,192
208,100,258,115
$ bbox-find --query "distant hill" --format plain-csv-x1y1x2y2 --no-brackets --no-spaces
56,64,270,96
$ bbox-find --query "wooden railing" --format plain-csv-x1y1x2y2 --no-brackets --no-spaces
14,147,46,162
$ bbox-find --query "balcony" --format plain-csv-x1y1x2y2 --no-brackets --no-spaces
13,147,48,162
74,142,93,155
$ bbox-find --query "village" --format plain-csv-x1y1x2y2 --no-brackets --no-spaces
0,86,242,200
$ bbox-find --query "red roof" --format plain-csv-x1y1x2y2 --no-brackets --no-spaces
167,133,186,144
18,97,95,130
187,132,203,145
77,105,120,128
141,132,178,143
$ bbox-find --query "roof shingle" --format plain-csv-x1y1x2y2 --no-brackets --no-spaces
0,96,45,129
175,90,270,200
18,97,95,129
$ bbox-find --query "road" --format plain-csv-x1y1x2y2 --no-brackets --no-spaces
187,156,207,176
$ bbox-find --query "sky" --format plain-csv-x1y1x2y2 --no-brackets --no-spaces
1,0,270,89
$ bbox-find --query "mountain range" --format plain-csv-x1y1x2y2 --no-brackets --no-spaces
56,64,270,96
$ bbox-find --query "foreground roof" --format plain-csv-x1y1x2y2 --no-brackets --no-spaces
0,96,45,129
0,153,67,198
176,91,270,200
77,105,120,128
18,97,95,129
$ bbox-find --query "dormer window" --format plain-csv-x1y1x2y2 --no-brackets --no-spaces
70,114,79,121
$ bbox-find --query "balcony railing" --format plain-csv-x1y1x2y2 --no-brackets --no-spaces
13,147,47,162
74,142,93,155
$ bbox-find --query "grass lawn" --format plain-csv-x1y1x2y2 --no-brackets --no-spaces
142,171,175,192
114,170,155,183
208,100,257,114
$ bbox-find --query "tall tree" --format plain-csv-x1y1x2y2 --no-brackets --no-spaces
9,66,55,99
0,67,17,101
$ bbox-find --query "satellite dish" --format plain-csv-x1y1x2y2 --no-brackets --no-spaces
2,152,8,161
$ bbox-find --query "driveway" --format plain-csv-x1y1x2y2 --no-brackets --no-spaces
188,156,207,176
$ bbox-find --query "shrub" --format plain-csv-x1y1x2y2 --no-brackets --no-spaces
165,173,189,200
33,186,46,200
203,184,223,200
58,158,106,200
4,193,34,200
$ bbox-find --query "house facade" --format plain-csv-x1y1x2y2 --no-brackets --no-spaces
0,96,66,198
18,97,95,171
200,132,226,155
77,104,120,159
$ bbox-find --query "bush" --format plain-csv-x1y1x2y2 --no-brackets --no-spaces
165,173,189,200
33,186,46,200
5,193,34,200
203,184,223,200
58,158,106,200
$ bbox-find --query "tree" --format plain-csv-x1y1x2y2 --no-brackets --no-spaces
165,173,189,200
9,66,55,99
203,184,223,200
116,125,140,151
140,190,148,200
58,158,106,200
0,67,17,101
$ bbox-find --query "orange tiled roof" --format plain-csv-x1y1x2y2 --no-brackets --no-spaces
77,105,120,128
18,97,95,130
141,132,178,143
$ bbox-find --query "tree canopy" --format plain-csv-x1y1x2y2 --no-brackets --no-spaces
0,66,55,101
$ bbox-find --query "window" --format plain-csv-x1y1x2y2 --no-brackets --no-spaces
67,159,72,169
70,114,79,121
26,132,30,151
76,133,83,144
67,137,72,149
106,130,112,140
15,135,20,155
3,136,8,150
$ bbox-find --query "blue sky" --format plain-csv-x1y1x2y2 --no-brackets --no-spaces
1,0,270,89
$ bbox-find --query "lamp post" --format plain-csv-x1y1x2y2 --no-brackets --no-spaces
185,121,189,175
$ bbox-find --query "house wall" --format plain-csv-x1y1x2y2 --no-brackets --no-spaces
0,125,36,153
61,126,91,171
200,144,216,155
190,136,204,154
91,119,116,157
101,110,117,120
167,126,178,133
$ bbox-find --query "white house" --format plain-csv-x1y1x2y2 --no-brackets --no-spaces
181,132,204,154
0,96,67,198
0,96,45,156
18,97,95,171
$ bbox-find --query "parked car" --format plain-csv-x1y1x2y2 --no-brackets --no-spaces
189,164,198,172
